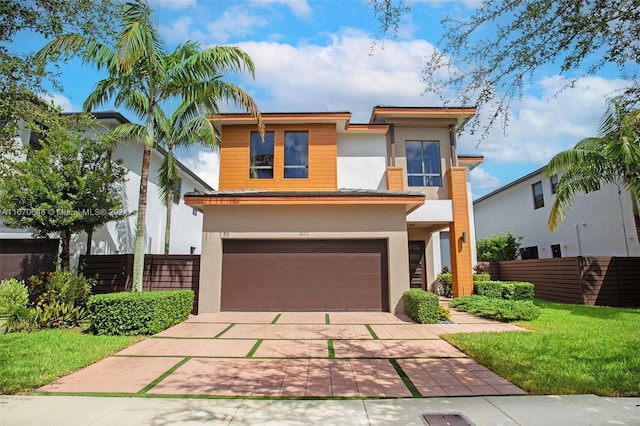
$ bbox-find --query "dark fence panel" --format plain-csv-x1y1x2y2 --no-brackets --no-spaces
489,256,639,307
0,239,59,280
80,254,200,314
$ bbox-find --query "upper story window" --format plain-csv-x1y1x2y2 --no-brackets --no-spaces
532,181,544,209
250,131,275,178
406,140,442,187
550,174,559,194
284,131,309,178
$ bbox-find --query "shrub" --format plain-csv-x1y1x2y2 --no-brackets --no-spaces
439,305,451,321
476,231,523,261
0,279,29,315
6,307,37,332
450,295,540,322
475,281,535,301
473,273,491,282
38,271,93,307
436,273,452,297
87,290,194,335
403,289,441,324
36,302,87,329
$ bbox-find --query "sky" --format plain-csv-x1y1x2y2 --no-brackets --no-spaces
16,0,631,198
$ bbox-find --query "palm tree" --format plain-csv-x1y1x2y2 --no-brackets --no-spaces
546,98,640,240
37,0,262,291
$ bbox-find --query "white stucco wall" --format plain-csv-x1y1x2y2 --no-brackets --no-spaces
336,132,387,189
474,172,640,258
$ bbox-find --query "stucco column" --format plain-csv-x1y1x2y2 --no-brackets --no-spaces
447,167,474,296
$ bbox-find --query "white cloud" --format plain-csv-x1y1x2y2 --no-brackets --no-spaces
249,0,312,18
469,166,501,197
42,93,79,112
158,16,196,44
151,0,196,10
458,76,629,166
205,7,269,43
233,29,443,121
181,150,220,189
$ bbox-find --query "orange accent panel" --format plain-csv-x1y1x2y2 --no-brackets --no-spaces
447,167,473,297
386,167,404,191
218,124,337,191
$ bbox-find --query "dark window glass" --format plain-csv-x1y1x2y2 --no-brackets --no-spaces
250,131,275,178
550,174,559,194
521,246,539,259
406,141,442,187
532,181,544,209
551,244,562,258
284,131,308,178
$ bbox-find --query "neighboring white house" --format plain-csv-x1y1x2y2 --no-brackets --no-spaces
0,111,214,270
473,167,640,258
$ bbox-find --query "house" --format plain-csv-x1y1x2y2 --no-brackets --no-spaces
0,111,213,278
185,106,482,313
473,167,640,259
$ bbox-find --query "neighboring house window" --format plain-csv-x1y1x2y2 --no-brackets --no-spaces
190,246,196,255
551,244,562,258
250,131,275,178
550,174,559,194
406,140,442,187
532,181,544,209
284,131,309,178
172,180,181,204
521,246,539,259
192,208,197,216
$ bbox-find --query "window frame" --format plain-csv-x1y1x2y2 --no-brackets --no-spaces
405,140,442,187
532,181,544,209
283,130,309,179
249,131,275,179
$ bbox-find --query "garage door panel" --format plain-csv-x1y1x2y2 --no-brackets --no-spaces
221,240,388,311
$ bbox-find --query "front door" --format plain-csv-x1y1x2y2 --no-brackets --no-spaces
408,241,426,289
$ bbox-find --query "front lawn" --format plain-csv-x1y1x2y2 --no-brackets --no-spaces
443,300,640,396
0,328,141,394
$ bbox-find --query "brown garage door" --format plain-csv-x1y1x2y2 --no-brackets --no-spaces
221,239,388,311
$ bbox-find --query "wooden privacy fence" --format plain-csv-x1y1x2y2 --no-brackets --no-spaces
79,254,200,314
483,257,639,307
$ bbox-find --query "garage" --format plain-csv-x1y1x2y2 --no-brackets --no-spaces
221,239,388,311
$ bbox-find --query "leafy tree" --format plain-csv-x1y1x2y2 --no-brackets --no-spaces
0,112,128,269
546,98,640,240
0,0,118,152
113,100,217,254
36,0,263,291
476,232,523,262
370,0,640,135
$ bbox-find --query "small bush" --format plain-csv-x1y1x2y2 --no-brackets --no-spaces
87,290,194,335
439,305,451,321
473,273,491,282
436,273,452,297
38,271,93,307
475,281,535,301
36,302,87,329
6,307,37,332
403,289,440,324
0,279,29,315
450,295,540,322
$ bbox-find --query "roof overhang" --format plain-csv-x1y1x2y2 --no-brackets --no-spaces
457,154,484,170
185,189,425,214
369,106,476,129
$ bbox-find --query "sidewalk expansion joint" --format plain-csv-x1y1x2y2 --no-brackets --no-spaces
327,339,335,358
389,358,422,398
246,339,263,358
138,357,191,394
325,314,330,324
365,324,379,339
213,323,236,339
271,313,281,324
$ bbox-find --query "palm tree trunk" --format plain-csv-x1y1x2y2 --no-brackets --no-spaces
132,144,152,292
164,186,172,255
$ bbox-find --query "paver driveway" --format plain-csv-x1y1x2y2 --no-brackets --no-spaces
38,309,527,398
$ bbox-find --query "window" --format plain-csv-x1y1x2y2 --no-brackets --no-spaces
551,244,562,258
550,174,559,194
284,131,309,178
532,181,544,209
406,141,442,187
172,179,181,204
521,246,539,259
250,131,275,178
190,246,196,255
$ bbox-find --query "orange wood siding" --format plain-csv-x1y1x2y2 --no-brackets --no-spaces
386,166,404,191
447,167,473,297
218,124,337,191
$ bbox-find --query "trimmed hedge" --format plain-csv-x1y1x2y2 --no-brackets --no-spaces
473,273,491,282
450,295,541,322
436,273,492,298
87,290,194,335
474,281,534,301
403,289,440,324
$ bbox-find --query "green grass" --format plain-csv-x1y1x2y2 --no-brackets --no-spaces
0,328,141,394
443,300,640,396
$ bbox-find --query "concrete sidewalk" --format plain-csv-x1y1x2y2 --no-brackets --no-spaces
1,394,638,425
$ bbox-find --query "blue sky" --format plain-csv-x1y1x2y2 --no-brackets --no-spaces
16,0,630,198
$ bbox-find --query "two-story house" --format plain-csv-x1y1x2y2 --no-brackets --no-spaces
474,167,640,259
185,106,481,313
